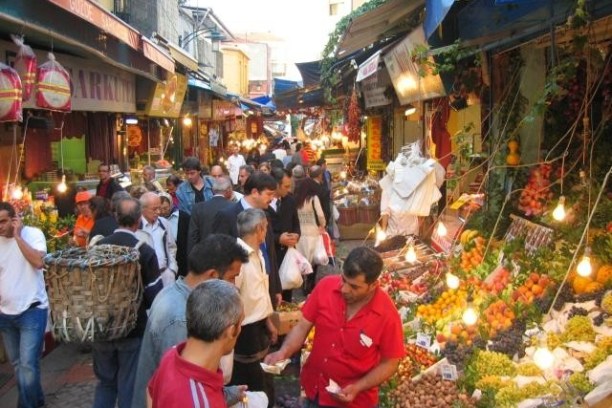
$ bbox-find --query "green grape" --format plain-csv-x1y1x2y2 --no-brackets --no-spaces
562,316,596,342
547,332,562,349
569,372,594,395
602,292,612,314
516,362,542,376
475,375,510,393
495,384,522,408
473,350,517,379
584,347,608,370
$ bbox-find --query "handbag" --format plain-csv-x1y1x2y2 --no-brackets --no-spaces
279,248,310,290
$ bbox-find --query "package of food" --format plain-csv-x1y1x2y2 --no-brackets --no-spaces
11,35,36,101
36,53,71,111
0,62,23,122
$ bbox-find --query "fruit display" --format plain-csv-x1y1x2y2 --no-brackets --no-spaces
483,267,511,295
511,272,552,304
459,236,485,272
385,374,476,408
483,300,515,335
416,288,469,326
518,163,553,216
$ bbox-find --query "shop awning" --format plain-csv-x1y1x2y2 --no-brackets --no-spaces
424,0,454,39
47,0,140,50
142,37,175,74
188,75,228,99
167,42,199,72
336,0,424,57
47,0,175,73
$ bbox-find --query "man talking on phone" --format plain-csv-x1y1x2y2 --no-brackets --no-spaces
0,201,49,408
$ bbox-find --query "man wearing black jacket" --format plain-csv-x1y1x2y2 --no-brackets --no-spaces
212,171,282,308
95,163,125,200
187,176,234,254
92,197,162,408
268,168,301,301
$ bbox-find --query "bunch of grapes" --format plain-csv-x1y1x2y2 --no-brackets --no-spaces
567,306,588,319
443,341,475,369
552,284,574,311
488,320,527,358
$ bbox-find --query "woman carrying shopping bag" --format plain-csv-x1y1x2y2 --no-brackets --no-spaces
294,177,327,295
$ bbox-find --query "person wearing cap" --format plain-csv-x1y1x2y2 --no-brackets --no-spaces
72,190,94,247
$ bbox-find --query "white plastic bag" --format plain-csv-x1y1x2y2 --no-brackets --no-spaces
279,248,306,290
313,235,330,266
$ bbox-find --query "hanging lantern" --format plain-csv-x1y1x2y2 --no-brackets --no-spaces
0,62,23,122
36,53,71,111
11,35,36,101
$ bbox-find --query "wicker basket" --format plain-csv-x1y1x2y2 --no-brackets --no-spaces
337,206,358,226
43,245,142,343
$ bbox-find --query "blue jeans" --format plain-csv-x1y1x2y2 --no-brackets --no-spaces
0,307,47,408
92,337,142,408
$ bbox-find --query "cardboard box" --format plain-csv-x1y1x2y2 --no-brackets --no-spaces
272,310,302,335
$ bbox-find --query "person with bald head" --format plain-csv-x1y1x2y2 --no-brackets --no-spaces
138,192,178,287
142,165,165,193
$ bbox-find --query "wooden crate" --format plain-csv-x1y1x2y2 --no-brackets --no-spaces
271,311,302,335
337,207,358,226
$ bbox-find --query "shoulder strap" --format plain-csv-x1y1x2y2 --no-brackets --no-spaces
312,198,320,227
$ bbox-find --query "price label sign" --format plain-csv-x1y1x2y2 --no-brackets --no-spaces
440,364,458,381
416,332,431,349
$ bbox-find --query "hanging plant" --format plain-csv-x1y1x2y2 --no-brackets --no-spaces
320,0,388,104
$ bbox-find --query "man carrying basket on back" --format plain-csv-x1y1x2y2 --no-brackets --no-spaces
92,197,163,408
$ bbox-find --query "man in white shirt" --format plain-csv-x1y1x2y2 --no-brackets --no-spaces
0,202,48,408
138,192,178,286
227,145,246,187
231,208,278,405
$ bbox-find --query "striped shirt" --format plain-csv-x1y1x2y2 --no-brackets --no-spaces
148,342,226,408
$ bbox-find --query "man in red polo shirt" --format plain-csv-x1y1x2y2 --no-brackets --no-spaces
265,246,405,407
147,279,245,408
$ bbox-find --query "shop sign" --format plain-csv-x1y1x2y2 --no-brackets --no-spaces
212,100,240,121
366,116,386,171
383,27,446,105
1,40,136,112
47,0,140,50
360,68,393,108
146,73,188,118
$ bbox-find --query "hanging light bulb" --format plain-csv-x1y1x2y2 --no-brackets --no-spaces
446,272,460,289
436,221,448,237
533,346,555,370
11,185,23,200
462,304,479,326
577,247,592,277
375,228,387,246
552,196,566,221
57,175,67,193
405,244,417,263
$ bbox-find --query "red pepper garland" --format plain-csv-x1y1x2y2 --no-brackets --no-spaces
347,86,361,142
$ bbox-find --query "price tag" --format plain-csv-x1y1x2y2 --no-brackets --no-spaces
440,364,458,381
416,332,431,349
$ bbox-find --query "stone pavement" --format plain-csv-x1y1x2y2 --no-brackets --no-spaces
0,342,96,408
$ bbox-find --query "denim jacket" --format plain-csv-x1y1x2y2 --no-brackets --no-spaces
131,278,241,408
176,176,213,215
